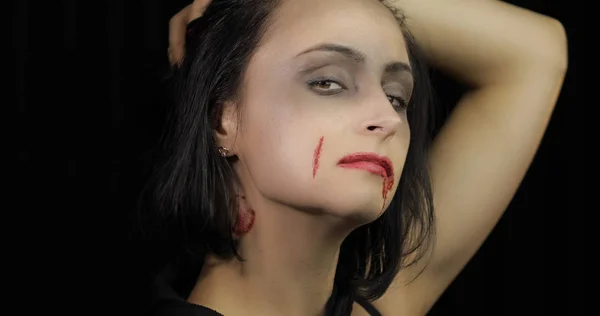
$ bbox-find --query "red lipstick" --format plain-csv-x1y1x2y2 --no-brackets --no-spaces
337,152,395,199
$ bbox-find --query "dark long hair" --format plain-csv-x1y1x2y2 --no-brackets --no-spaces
140,1,435,315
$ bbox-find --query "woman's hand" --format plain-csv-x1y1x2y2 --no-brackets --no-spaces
168,0,212,65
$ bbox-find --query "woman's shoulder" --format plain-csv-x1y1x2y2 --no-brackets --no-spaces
147,265,223,316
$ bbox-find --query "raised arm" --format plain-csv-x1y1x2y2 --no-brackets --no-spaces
375,0,567,314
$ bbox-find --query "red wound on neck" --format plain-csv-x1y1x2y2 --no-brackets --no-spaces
233,208,255,236
313,136,324,178
233,196,255,237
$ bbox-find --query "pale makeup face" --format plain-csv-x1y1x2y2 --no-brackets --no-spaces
225,0,413,224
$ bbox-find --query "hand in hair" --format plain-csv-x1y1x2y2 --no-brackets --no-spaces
168,0,212,65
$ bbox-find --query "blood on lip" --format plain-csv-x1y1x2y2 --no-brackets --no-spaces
337,161,388,178
337,153,394,199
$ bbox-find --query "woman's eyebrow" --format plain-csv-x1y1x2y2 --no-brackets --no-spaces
296,42,413,77
296,43,366,64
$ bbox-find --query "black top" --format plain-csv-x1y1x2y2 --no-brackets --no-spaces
147,266,381,316
149,269,223,316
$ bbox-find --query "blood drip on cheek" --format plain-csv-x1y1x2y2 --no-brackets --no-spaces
381,177,394,200
313,136,324,178
380,177,394,212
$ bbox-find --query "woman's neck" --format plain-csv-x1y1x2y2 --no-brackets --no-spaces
188,199,351,316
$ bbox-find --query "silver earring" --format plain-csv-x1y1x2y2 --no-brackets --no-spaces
218,146,230,157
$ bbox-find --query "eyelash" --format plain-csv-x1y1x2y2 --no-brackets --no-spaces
307,79,409,112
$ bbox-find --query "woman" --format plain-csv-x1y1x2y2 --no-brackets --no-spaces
145,0,567,315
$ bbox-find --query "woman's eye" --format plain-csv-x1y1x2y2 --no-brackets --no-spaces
387,95,408,111
308,80,346,95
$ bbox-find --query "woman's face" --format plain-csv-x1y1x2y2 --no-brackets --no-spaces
229,0,413,223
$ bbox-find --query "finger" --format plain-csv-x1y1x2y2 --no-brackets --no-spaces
168,5,191,66
189,0,212,20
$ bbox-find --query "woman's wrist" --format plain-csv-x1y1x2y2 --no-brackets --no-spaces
389,0,567,85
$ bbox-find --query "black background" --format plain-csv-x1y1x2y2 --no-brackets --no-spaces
13,0,584,314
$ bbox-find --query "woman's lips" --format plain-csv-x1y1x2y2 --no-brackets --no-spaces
337,160,389,178
337,152,394,180
337,152,395,199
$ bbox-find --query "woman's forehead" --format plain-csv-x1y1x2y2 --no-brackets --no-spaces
258,0,409,66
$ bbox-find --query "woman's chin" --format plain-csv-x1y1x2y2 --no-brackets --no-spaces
324,194,388,225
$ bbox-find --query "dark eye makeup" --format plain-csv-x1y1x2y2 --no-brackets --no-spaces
306,77,410,112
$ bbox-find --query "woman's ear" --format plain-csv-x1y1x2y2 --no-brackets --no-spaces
214,101,239,154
